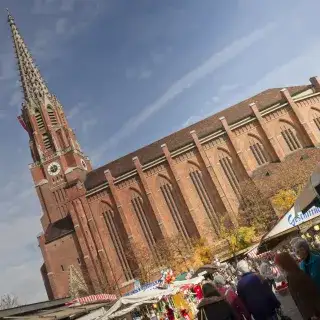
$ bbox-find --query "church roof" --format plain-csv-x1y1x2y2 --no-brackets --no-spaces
84,85,309,191
44,215,74,243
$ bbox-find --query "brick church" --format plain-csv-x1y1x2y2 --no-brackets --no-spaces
8,12,320,299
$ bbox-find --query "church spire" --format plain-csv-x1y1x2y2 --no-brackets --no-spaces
7,9,50,103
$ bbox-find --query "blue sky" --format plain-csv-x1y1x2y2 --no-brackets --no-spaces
1,0,320,303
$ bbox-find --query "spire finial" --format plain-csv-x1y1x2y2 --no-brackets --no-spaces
6,8,14,24
7,10,50,103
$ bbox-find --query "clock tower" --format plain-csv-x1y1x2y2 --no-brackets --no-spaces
8,11,91,228
8,11,95,298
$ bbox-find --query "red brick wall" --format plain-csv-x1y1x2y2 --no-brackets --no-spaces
40,82,320,298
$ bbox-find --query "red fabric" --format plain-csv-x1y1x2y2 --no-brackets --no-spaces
167,308,175,320
218,286,250,320
194,285,203,300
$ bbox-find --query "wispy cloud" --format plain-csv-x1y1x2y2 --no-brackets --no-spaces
92,22,277,163
125,67,153,80
67,102,85,119
55,17,68,35
82,118,98,134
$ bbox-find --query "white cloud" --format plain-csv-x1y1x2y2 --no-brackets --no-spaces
60,0,77,12
125,67,153,80
67,102,85,119
55,17,68,34
82,118,98,134
92,22,276,163
139,69,152,80
0,170,46,303
183,115,204,127
219,84,240,93
247,42,320,92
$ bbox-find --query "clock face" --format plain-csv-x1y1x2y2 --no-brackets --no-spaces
47,162,61,176
81,159,87,170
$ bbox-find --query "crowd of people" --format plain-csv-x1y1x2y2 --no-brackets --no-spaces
195,237,320,320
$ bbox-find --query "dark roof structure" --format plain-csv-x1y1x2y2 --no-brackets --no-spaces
85,85,310,191
44,215,74,243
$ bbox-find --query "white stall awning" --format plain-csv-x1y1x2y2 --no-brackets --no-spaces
264,205,320,240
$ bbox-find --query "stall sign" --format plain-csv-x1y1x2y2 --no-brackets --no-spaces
288,205,320,227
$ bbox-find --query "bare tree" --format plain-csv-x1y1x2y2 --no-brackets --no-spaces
0,294,20,310
68,264,121,298
238,180,277,233
126,243,161,285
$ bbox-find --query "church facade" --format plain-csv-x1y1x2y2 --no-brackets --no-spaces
8,13,320,300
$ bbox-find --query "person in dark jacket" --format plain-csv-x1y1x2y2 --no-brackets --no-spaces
197,283,237,320
275,252,320,320
236,260,280,320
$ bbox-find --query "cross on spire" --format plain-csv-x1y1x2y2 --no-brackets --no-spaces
7,9,50,104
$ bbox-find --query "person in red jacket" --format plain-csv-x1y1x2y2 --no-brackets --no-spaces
165,305,175,320
214,274,250,320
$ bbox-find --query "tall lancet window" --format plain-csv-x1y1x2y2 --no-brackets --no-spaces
158,175,190,242
249,135,269,166
311,109,320,131
189,166,220,235
42,133,54,151
131,191,156,248
102,204,133,281
280,121,302,152
35,109,45,130
218,151,240,196
47,105,58,126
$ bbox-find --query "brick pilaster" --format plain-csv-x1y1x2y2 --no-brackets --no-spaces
81,199,120,294
190,130,237,224
69,200,101,292
104,170,133,239
250,102,285,161
219,116,251,177
310,76,320,92
38,234,58,298
132,156,168,238
280,88,318,147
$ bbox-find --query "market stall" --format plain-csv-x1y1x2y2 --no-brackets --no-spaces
256,201,320,254
101,275,204,320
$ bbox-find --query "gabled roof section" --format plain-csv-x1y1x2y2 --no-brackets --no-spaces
85,85,310,191
44,214,74,243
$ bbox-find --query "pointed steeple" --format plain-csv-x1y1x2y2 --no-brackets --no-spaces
7,9,50,103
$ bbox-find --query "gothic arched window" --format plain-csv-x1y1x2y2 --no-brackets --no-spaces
47,105,58,126
280,121,302,152
42,133,53,150
310,108,320,131
158,176,190,242
248,135,269,166
131,191,156,248
35,109,45,130
218,150,240,196
189,166,220,235
102,203,133,281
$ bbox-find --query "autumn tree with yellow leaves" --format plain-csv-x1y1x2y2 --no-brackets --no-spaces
272,189,299,217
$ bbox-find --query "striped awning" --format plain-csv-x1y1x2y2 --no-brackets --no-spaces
66,294,117,306
247,245,275,260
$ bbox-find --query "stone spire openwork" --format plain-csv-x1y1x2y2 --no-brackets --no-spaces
7,9,50,104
